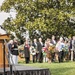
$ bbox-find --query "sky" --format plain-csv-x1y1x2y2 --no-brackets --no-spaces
0,0,16,34
0,0,9,25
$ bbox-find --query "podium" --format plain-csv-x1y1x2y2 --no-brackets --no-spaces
0,34,10,68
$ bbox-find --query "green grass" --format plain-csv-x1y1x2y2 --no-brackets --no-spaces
19,61,75,75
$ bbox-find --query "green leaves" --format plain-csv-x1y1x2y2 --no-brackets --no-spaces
0,0,75,39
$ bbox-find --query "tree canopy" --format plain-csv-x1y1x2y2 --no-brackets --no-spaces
0,0,75,40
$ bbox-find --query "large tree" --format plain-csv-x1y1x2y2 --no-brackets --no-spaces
0,0,75,39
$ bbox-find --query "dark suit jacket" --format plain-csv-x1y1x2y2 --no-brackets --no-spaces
37,42,43,52
32,42,37,48
24,46,30,58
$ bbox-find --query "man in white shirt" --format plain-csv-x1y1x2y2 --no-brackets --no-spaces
56,37,65,62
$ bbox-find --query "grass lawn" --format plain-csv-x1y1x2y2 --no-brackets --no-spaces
19,60,75,75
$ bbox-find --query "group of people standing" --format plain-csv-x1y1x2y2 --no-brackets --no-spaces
8,37,44,64
25,35,56,64
29,35,75,63
24,38,44,63
7,35,75,64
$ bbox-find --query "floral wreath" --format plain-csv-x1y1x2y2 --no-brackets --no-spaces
30,46,36,55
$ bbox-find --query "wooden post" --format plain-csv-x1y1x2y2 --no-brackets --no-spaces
0,34,10,68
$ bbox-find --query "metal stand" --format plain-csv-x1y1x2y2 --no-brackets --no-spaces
3,40,13,75
10,65,12,75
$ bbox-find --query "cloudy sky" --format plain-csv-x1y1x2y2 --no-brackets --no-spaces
0,0,16,25
0,0,16,34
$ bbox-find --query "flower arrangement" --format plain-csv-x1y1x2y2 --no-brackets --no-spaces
48,45,55,53
42,47,47,52
42,47,47,56
18,44,24,50
18,44,24,58
30,46,36,55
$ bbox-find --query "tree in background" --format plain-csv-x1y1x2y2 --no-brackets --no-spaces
0,0,75,40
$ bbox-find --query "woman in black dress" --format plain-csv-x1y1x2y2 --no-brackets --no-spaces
24,40,30,63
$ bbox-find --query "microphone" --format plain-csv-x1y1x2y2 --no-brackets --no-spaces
0,25,8,34
0,25,5,30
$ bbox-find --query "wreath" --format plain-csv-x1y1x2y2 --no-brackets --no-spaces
30,46,36,55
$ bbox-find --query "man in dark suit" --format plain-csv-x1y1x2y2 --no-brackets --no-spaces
37,38,44,63
32,39,38,63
